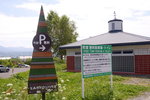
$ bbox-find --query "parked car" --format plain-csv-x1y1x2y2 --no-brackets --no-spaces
23,64,30,68
18,64,30,68
0,65,10,72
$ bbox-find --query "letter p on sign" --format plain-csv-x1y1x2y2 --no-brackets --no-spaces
39,34,46,45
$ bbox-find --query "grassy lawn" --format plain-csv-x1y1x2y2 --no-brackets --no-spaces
0,64,150,100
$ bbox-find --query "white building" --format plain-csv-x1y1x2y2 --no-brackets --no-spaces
60,18,150,75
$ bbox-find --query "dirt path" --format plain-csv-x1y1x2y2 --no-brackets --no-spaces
124,77,150,86
123,76,150,100
127,92,150,100
0,68,30,78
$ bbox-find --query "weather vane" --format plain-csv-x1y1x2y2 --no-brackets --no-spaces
114,11,116,19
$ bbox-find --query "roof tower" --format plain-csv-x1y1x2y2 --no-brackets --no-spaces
108,12,123,33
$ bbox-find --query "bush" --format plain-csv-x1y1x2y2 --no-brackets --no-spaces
55,64,66,71
0,58,23,68
53,57,65,64
24,58,31,65
12,71,29,80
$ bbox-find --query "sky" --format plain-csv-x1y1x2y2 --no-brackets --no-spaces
1,0,150,48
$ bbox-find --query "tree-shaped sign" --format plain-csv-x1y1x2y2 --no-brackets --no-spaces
28,6,58,97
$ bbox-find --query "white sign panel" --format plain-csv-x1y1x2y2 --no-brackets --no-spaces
82,45,112,78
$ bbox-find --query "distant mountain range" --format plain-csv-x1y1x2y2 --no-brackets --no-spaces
0,46,33,57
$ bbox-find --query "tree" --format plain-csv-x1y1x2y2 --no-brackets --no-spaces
47,11,78,57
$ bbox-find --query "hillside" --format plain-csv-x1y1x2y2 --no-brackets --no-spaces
0,46,32,57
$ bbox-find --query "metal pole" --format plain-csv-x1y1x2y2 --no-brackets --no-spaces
110,53,113,90
81,45,85,99
82,77,84,99
42,93,45,100
110,74,113,89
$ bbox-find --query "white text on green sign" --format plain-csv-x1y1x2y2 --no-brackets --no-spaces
82,45,111,54
82,45,112,78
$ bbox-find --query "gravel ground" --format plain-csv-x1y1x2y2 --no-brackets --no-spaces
123,75,150,100
124,77,150,86
127,92,150,100
0,68,30,78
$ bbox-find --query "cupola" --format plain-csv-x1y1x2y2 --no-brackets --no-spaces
108,12,123,33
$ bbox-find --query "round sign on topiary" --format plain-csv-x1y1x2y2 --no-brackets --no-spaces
32,33,51,52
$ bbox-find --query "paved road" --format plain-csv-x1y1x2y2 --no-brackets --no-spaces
0,68,30,78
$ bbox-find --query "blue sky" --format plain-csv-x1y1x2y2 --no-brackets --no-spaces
0,1,36,17
0,0,58,17
0,0,150,48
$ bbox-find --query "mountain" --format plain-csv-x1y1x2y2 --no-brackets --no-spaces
0,46,33,57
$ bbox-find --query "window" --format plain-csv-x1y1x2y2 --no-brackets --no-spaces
112,50,121,54
112,56,134,72
123,50,133,54
75,52,81,55
112,50,133,55
112,23,115,30
75,56,81,70
121,23,123,30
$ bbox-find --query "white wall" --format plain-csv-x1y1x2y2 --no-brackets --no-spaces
66,44,150,56
113,45,150,55
66,48,80,56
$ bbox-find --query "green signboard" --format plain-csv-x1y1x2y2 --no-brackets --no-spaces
81,45,112,78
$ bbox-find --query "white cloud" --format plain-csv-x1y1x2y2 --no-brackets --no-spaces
1,0,150,48
48,0,150,38
16,2,43,12
0,14,38,48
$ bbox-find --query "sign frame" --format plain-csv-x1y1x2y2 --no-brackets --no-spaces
81,44,112,99
81,44,112,78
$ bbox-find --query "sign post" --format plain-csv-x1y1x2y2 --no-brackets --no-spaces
42,93,45,100
81,45,112,99
28,6,58,100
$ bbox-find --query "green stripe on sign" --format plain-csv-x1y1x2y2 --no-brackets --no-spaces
39,15,45,21
32,58,53,62
83,72,112,78
37,26,47,33
29,68,56,75
28,79,58,83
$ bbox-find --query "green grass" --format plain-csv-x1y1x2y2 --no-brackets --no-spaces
0,64,149,100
